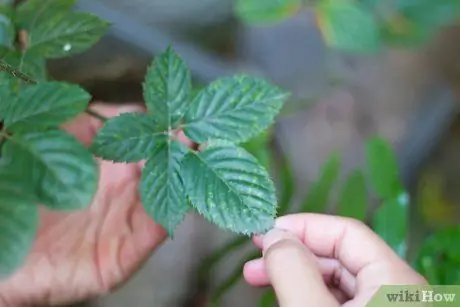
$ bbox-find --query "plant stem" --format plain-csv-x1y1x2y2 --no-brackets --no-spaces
85,109,108,122
210,250,260,306
197,235,250,284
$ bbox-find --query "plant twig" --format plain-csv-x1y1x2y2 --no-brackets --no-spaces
210,250,260,306
85,109,108,122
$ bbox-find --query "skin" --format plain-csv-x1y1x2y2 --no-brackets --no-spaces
243,214,428,307
0,103,192,306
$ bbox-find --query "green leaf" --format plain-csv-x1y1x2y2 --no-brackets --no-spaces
91,112,168,163
140,141,190,236
235,0,302,25
3,82,91,133
337,170,367,221
365,137,403,199
183,75,288,144
301,152,341,213
1,50,47,81
415,228,460,284
0,12,14,48
0,164,39,278
241,129,272,170
0,70,14,120
143,47,192,128
1,130,98,210
259,289,277,307
316,0,381,53
16,0,76,30
180,143,277,235
27,11,109,58
372,192,409,258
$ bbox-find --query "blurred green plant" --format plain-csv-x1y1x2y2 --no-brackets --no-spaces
235,0,460,53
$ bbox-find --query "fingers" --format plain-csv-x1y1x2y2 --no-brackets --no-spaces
253,214,404,276
261,229,340,307
244,256,355,297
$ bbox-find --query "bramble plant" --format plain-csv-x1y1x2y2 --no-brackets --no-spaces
235,0,460,52
0,0,289,278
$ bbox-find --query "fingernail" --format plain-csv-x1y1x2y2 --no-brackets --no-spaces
263,228,296,254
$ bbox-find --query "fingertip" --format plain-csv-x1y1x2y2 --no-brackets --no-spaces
243,258,270,287
252,235,264,249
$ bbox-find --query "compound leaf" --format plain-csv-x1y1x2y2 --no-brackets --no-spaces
140,141,189,236
183,76,288,144
143,47,192,128
27,11,109,58
316,0,381,53
0,165,39,278
365,137,403,199
337,170,367,221
181,143,277,235
2,130,98,210
235,0,302,25
3,82,91,133
91,112,168,163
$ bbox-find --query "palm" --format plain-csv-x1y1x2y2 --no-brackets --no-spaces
0,104,167,306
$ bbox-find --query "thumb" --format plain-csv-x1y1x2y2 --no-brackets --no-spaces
263,229,340,307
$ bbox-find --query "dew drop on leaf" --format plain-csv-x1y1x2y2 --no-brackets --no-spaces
63,43,72,52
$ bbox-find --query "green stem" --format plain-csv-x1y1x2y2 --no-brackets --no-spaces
85,109,108,122
210,250,260,306
197,235,250,284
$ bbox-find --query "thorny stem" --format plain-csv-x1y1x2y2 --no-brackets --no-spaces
0,61,109,122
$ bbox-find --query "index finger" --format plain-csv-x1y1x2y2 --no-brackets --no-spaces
254,213,404,276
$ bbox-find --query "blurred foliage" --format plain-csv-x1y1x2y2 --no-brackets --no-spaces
235,0,460,52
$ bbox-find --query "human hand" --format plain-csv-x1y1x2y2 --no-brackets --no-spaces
244,213,428,307
0,103,190,306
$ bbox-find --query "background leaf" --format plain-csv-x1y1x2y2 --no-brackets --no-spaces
337,170,367,221
184,75,288,144
91,112,168,163
143,47,191,128
0,11,14,48
3,82,91,133
1,50,47,81
0,70,14,120
1,130,98,210
0,164,39,278
180,144,277,235
372,192,409,258
27,11,109,58
315,0,381,52
235,0,302,25
301,152,341,213
140,141,190,236
16,0,76,30
365,137,403,199
258,288,277,307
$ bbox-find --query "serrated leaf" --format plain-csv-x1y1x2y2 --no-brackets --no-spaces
140,141,189,236
235,0,302,25
316,0,381,53
372,192,409,258
181,144,277,235
143,47,191,128
0,164,39,278
91,112,168,163
1,130,98,210
1,50,47,81
27,11,109,58
16,0,76,30
183,75,288,144
241,129,272,170
3,82,91,133
301,152,341,213
365,137,403,199
337,170,367,221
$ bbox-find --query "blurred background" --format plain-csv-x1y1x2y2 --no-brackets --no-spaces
45,0,460,306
